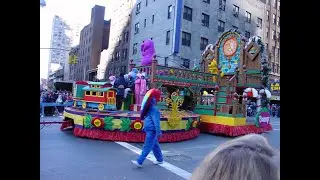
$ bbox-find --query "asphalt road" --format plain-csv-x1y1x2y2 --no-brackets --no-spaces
40,116,280,180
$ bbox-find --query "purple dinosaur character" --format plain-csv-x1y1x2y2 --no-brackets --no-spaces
140,39,155,66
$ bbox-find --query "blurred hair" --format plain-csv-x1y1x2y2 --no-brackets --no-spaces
191,134,280,180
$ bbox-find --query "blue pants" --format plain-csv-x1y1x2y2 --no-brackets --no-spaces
137,130,163,165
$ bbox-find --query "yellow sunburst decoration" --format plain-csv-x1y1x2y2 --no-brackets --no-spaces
166,92,184,128
98,103,104,111
82,101,87,109
73,101,77,107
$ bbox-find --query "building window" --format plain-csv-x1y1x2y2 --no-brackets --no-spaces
166,30,170,45
182,31,191,47
146,0,148,6
219,0,226,11
201,13,210,27
164,57,168,66
276,47,279,57
277,32,280,41
136,2,141,14
277,16,280,26
124,31,129,43
257,17,262,28
168,5,172,19
121,66,127,74
245,31,250,38
265,43,268,50
116,51,121,61
272,62,275,72
272,30,276,40
183,6,192,21
152,15,155,24
272,14,276,24
200,37,208,50
233,5,239,17
266,28,269,37
272,46,275,56
273,0,276,7
246,11,251,23
182,58,190,68
122,49,127,60
133,43,138,55
232,25,238,30
134,23,140,34
278,0,280,9
144,19,147,27
266,10,269,21
218,20,225,32
203,0,210,4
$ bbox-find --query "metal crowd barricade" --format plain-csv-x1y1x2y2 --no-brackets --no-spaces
40,101,73,117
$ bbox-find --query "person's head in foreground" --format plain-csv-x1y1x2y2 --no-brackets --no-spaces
191,134,280,180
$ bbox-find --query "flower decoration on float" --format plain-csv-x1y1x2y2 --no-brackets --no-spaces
98,103,104,111
192,120,199,128
131,119,144,131
91,117,105,128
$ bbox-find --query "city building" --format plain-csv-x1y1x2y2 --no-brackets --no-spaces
100,0,133,79
48,15,73,79
129,0,266,69
263,0,280,102
71,5,110,81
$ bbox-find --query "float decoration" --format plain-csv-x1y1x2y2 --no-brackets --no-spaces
131,119,144,131
120,118,131,132
255,107,271,128
91,117,104,128
165,92,184,127
84,114,92,129
103,116,114,130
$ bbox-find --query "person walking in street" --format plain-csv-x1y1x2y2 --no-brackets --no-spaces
131,89,163,167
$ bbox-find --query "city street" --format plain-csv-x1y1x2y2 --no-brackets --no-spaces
40,116,280,180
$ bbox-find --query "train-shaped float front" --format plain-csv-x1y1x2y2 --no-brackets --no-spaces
61,30,273,143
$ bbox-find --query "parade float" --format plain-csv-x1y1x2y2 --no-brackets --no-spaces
61,39,204,142
61,31,272,140
196,30,272,136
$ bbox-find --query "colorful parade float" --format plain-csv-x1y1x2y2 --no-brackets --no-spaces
61,30,272,141
196,30,272,136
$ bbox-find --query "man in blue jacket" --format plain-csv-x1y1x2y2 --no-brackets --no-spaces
132,89,163,167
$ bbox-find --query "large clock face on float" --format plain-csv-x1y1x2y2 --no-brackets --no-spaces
223,38,238,56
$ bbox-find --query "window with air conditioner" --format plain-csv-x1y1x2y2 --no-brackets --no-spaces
233,5,239,17
257,17,262,28
273,14,276,24
203,0,210,3
246,11,251,23
182,58,190,68
136,3,141,14
134,23,140,34
168,5,172,19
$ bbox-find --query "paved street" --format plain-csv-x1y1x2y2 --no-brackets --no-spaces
40,116,280,180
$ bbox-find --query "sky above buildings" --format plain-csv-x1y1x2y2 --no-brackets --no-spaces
40,0,111,79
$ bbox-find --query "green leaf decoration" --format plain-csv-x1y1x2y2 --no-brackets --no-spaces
84,114,92,129
104,116,114,131
185,118,193,130
120,118,131,132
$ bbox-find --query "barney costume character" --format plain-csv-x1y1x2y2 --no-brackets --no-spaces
140,39,155,66
131,89,163,167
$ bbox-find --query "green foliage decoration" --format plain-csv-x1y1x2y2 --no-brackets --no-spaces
120,118,131,132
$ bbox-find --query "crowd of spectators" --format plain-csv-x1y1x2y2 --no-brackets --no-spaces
40,90,73,116
40,90,73,103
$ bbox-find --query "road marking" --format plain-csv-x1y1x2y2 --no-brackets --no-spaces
115,142,192,180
